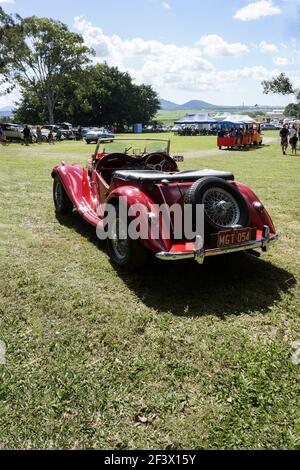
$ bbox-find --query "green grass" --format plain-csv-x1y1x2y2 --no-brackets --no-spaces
0,135,300,449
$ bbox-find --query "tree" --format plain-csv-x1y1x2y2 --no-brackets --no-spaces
14,63,160,127
0,7,21,93
1,14,93,123
262,72,300,121
284,103,300,119
262,73,295,96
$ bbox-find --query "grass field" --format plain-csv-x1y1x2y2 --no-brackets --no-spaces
0,133,300,449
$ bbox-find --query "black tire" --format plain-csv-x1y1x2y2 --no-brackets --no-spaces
107,204,149,270
184,177,249,235
53,176,73,215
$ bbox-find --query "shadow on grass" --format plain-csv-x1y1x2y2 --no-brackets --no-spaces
220,144,269,153
57,211,296,318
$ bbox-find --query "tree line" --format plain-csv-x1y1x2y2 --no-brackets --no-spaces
0,7,160,126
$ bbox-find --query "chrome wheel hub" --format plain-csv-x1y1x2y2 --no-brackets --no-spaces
203,187,240,227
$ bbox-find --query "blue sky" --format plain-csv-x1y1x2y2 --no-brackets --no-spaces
1,0,299,106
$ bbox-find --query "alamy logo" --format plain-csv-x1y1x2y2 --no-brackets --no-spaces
0,340,6,365
96,197,205,245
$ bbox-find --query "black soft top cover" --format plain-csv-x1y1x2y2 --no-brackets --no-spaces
112,169,234,183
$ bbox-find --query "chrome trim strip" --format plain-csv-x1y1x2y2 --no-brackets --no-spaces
156,233,279,262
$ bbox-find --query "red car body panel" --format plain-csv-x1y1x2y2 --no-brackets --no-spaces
52,164,276,249
52,139,278,262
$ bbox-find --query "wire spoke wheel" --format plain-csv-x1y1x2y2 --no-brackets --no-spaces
110,218,129,262
203,187,240,228
54,180,64,210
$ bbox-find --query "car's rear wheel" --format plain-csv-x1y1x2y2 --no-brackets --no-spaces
185,176,249,235
107,204,149,270
53,176,73,215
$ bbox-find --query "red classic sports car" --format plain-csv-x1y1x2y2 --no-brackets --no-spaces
52,138,278,269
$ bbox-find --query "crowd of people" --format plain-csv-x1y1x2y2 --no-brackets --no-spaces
279,124,299,155
0,124,64,145
176,127,218,136
24,125,63,145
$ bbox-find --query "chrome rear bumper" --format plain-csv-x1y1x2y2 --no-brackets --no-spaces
156,226,279,264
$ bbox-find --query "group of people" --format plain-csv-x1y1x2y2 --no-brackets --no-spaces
26,125,63,145
0,124,63,146
279,124,299,155
218,126,256,145
176,127,218,136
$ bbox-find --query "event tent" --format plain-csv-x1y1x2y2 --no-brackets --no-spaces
216,114,258,126
175,114,217,125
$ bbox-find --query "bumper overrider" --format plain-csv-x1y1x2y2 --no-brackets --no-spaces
156,225,279,264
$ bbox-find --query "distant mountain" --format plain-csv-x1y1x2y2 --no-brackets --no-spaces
159,99,182,110
160,99,284,111
0,107,13,117
160,99,218,111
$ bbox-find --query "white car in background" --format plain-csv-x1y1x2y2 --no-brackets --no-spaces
85,127,115,144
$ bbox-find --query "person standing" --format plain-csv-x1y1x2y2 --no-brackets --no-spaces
23,125,31,146
279,124,289,155
36,126,43,144
289,125,298,155
56,128,62,142
0,126,7,145
48,129,55,144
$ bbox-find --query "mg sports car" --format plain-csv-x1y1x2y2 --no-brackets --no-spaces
52,138,278,269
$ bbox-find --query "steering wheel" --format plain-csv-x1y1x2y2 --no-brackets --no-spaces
145,153,176,172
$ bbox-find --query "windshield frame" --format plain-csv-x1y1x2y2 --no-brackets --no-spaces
93,138,171,159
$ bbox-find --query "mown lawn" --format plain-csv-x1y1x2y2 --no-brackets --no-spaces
0,134,299,449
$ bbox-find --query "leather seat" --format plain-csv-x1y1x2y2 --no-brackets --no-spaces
112,169,234,183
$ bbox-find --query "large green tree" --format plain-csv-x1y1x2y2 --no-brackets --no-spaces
0,7,20,93
14,63,160,127
0,11,93,123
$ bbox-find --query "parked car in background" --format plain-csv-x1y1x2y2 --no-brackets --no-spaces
261,123,281,131
85,127,115,144
31,126,49,142
41,124,66,140
78,127,92,139
56,122,76,140
0,123,36,143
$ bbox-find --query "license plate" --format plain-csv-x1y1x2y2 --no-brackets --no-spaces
217,227,253,248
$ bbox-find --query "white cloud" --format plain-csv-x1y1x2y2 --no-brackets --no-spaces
0,0,15,4
0,85,19,108
162,2,171,10
273,56,294,65
73,16,280,98
197,34,249,57
74,16,213,72
259,40,279,53
234,0,281,21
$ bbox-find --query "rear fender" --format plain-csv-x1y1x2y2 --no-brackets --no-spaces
235,182,276,234
106,186,172,253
